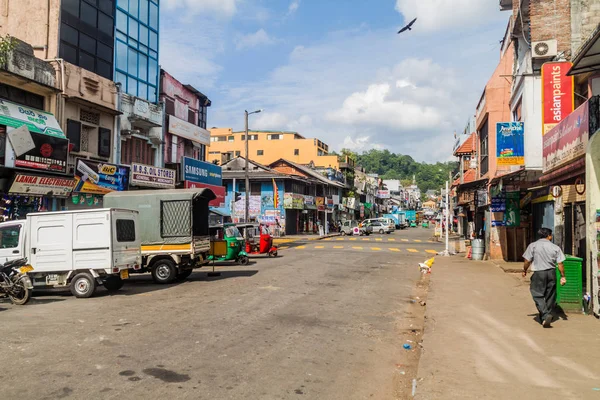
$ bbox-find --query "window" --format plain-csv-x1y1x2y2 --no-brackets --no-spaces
149,1,158,29
0,225,21,248
513,98,522,122
294,149,299,156
210,136,227,142
139,0,149,24
251,182,262,195
198,106,207,128
479,119,489,176
80,2,97,27
228,136,234,142
63,0,79,17
235,151,241,157
67,119,82,152
98,128,111,158
257,150,264,156
121,137,154,165
116,219,136,242
188,109,196,124
165,98,175,115
267,134,281,140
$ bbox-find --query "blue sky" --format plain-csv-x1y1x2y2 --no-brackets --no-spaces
160,0,509,162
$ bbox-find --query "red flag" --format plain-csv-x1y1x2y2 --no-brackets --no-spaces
273,178,279,208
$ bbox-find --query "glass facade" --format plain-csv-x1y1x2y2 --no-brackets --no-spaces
115,0,159,103
60,0,115,80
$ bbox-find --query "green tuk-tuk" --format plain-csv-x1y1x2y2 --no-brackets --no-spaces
208,224,249,265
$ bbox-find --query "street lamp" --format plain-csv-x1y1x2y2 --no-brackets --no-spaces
244,109,263,222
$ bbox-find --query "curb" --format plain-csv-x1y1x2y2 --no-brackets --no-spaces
489,260,523,274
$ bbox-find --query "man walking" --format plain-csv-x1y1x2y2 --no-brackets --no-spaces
522,228,567,328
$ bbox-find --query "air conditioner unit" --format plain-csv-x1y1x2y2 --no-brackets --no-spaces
532,40,557,59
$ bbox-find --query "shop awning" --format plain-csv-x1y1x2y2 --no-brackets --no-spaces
457,177,488,191
305,204,317,210
0,99,65,138
539,157,585,186
568,23,600,76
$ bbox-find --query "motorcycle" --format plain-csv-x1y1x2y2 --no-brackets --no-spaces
0,258,34,305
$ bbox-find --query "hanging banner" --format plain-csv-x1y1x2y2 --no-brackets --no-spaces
316,197,325,211
283,193,293,209
292,194,305,209
496,122,525,165
542,62,574,135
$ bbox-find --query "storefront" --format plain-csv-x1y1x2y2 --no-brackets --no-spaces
0,99,73,219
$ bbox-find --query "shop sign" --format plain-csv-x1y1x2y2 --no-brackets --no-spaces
542,62,574,135
7,125,69,173
327,197,334,209
184,181,225,207
283,193,293,209
360,204,365,218
292,194,305,209
496,122,525,165
168,115,210,145
0,99,65,137
74,158,129,194
505,192,520,227
182,157,222,186
377,190,390,199
304,195,315,205
131,163,176,189
542,100,589,173
347,197,356,210
133,98,162,125
9,174,75,197
316,197,325,211
332,194,340,205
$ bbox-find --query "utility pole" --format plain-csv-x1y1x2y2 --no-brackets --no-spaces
244,109,262,222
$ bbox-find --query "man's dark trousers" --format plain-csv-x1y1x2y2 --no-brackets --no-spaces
530,269,557,320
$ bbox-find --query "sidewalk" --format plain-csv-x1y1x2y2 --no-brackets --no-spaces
415,256,600,399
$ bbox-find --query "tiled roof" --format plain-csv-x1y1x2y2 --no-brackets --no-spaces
454,133,477,156
452,169,477,186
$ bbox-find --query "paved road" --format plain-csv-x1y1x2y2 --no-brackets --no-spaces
0,228,440,400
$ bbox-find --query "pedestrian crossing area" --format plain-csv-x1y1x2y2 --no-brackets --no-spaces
277,244,440,254
323,237,436,243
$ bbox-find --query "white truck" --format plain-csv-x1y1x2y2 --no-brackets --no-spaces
0,208,141,298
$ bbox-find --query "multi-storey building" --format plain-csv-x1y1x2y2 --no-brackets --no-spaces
208,128,339,169
160,69,211,166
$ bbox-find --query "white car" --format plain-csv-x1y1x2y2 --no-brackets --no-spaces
366,221,392,234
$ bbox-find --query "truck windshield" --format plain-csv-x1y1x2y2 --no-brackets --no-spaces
0,225,21,248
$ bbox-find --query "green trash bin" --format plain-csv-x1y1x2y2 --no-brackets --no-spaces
556,255,583,312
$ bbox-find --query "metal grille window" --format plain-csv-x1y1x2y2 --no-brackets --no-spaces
161,200,191,237
80,126,91,152
80,109,101,125
116,219,136,242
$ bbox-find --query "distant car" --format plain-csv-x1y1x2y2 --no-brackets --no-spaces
362,218,396,233
366,221,392,234
340,220,371,236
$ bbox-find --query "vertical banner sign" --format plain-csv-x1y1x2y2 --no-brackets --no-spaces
496,122,525,165
542,62,574,135
272,178,279,208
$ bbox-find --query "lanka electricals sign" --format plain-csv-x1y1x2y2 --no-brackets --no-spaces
543,100,590,173
542,62,574,135
496,122,525,165
182,157,222,186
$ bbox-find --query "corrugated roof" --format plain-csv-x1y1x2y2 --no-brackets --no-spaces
454,133,477,156
452,169,477,186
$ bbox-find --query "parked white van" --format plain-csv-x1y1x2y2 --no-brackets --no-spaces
0,208,141,298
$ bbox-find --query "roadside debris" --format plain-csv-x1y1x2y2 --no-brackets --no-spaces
403,344,412,350
419,258,434,274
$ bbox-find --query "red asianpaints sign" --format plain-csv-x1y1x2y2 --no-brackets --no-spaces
542,100,589,173
542,62,574,135
184,181,226,207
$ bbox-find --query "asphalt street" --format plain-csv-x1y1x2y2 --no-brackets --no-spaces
0,227,441,400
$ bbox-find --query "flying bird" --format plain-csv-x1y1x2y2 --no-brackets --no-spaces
398,18,417,34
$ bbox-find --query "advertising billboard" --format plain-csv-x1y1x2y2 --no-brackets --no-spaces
74,158,129,194
182,157,222,186
542,62,574,135
496,122,525,166
184,181,225,207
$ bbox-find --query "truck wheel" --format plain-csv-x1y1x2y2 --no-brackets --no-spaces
70,273,97,298
151,259,177,284
177,269,193,281
104,276,124,292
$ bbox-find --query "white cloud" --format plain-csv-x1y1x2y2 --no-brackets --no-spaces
253,112,289,130
236,29,279,50
342,136,383,152
163,0,238,17
395,0,504,32
287,0,300,16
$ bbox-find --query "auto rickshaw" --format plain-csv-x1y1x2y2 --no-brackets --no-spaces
238,223,278,257
207,224,249,265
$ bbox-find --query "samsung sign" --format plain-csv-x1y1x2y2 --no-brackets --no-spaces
182,157,222,186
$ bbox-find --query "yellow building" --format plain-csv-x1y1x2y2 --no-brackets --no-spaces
208,128,339,168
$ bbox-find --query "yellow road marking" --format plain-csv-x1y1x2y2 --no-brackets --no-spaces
414,240,422,243
362,238,370,241
324,238,332,241
336,238,344,241
297,246,306,249
389,248,401,252
375,238,383,241
388,238,396,241
426,250,438,254
349,238,357,241
371,247,382,251
401,239,409,242
315,246,324,249
352,246,363,250
333,246,344,249
407,248,419,253
279,246,289,250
